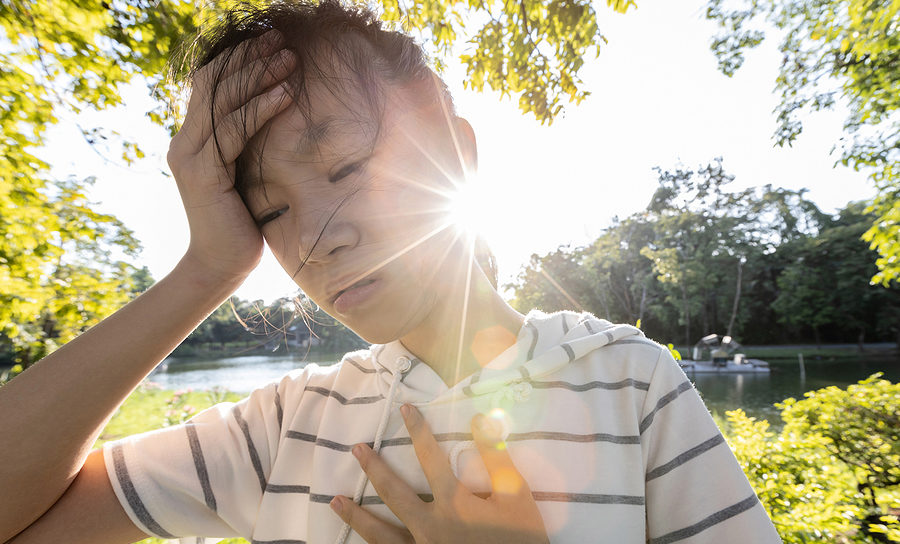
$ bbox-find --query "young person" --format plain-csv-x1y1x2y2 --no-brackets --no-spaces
0,2,782,543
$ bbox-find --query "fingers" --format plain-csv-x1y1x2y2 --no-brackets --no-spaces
199,82,292,166
184,47,296,150
330,495,414,544
196,29,285,86
401,404,460,501
471,413,529,499
352,444,424,527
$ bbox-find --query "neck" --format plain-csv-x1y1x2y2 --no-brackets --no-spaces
399,260,524,387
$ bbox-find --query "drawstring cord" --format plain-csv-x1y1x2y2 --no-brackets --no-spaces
334,356,411,544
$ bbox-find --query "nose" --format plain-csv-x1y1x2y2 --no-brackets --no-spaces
299,218,360,264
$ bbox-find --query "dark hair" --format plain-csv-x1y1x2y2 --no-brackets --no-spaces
176,0,498,288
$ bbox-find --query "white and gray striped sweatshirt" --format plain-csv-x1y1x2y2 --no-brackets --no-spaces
102,310,781,543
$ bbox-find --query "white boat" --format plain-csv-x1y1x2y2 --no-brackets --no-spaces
679,334,770,374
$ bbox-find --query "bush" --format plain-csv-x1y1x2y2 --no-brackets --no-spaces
721,374,900,543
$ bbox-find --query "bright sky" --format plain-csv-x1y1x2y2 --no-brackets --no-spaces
43,0,874,303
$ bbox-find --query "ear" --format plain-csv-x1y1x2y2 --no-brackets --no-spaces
452,116,478,173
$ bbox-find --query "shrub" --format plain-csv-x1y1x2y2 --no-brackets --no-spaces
722,374,900,543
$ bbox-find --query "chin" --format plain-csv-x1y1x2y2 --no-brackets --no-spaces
342,317,408,345
340,305,429,346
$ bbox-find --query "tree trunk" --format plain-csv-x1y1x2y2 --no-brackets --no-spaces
857,328,865,352
638,282,647,323
702,294,709,338
727,259,743,337
682,282,691,345
598,290,610,321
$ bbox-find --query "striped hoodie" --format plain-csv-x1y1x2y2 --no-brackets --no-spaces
103,310,781,543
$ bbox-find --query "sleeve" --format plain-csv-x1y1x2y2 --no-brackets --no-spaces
639,348,782,543
102,369,309,540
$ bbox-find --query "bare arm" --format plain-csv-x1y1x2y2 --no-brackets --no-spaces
6,450,153,544
0,260,243,541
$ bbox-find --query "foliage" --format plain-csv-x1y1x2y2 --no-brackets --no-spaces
0,174,143,366
772,202,900,347
705,0,900,285
0,364,23,386
722,374,900,543
0,0,193,366
723,409,862,542
508,160,900,346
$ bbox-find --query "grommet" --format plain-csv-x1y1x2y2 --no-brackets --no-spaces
396,356,412,373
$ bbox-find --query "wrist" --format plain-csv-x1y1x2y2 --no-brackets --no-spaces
172,252,252,298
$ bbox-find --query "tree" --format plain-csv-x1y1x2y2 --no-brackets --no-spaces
772,202,900,348
1,0,195,366
706,0,900,286
582,216,660,326
508,246,598,315
506,159,867,346
639,160,825,345
0,174,142,366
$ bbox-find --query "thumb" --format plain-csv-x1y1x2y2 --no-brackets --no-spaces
471,413,528,499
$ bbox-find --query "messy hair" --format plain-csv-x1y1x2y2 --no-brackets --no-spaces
175,0,498,288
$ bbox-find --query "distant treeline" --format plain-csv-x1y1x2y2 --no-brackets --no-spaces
170,297,368,358
506,160,900,348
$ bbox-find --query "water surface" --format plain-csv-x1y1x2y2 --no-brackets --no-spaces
150,352,900,424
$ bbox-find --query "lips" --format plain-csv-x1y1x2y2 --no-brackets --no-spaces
332,277,381,314
333,278,376,302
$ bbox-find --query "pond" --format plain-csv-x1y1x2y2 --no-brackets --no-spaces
148,351,900,425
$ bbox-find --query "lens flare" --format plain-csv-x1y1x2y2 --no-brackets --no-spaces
487,407,511,450
447,175,492,238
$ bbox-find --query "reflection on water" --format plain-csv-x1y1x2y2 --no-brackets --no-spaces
150,353,900,424
691,356,900,424
148,355,338,393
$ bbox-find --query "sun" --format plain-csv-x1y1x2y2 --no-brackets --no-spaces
447,174,494,239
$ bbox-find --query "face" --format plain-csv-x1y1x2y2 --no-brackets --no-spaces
242,71,475,343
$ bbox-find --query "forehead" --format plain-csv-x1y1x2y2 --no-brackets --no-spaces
241,88,380,188
240,70,449,191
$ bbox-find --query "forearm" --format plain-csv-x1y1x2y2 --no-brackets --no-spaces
0,256,245,540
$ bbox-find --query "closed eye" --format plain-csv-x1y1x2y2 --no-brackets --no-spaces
256,207,288,227
328,160,365,183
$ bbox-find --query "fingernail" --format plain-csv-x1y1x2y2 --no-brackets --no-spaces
400,403,410,419
330,496,342,514
352,444,363,459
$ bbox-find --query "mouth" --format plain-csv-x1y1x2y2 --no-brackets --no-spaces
332,277,381,314
332,277,377,303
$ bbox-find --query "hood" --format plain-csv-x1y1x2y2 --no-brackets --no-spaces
371,309,645,406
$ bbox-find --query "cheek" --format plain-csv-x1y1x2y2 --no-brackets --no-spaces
263,225,308,285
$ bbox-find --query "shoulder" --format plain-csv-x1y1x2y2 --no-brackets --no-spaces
567,313,673,380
